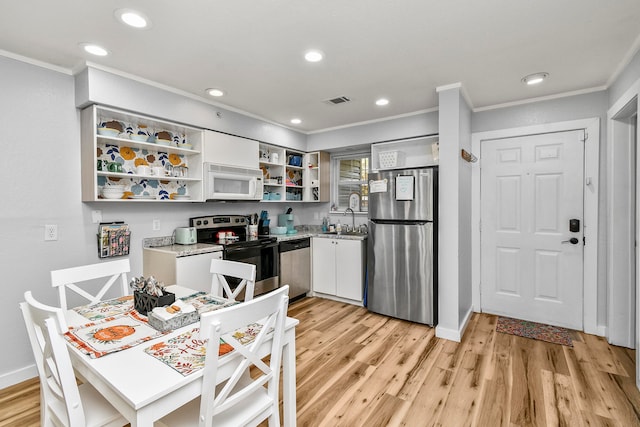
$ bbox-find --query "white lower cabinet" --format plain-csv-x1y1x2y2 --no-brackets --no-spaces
311,237,365,304
143,248,223,293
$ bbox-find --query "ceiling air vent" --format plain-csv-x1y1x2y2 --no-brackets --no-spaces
324,96,351,105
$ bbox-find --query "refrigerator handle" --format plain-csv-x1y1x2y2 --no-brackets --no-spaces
370,219,431,226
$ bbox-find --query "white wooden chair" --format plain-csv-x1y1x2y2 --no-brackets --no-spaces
157,285,290,427
50,259,130,310
210,258,256,302
20,291,127,427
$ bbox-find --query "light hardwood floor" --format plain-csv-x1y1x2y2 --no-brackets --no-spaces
3,297,640,426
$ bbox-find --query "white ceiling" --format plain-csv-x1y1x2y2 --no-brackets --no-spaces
2,0,640,133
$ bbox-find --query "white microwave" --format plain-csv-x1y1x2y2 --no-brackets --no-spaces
204,163,263,201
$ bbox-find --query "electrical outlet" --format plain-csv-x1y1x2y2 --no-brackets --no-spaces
152,219,161,231
44,224,58,241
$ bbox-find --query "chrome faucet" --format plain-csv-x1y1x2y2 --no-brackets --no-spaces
344,208,355,232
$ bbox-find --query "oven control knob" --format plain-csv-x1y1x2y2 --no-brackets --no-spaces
204,220,209,225
195,220,201,226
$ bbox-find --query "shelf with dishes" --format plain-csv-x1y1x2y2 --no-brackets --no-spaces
259,143,285,201
257,144,329,202
96,171,201,182
82,105,204,202
98,175,196,201
96,135,199,155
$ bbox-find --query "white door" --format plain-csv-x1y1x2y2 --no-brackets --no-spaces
480,130,585,329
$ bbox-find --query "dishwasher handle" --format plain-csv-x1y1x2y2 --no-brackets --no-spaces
279,238,311,252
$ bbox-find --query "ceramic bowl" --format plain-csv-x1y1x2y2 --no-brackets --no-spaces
102,185,125,192
130,134,148,142
155,139,172,146
270,226,287,235
102,192,124,199
97,127,120,137
179,143,193,150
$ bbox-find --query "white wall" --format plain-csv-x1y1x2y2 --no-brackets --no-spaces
307,110,439,152
435,84,473,341
473,92,610,327
77,66,308,151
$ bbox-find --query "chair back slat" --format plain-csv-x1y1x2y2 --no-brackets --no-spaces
20,291,86,426
209,259,256,302
50,259,130,310
198,285,289,427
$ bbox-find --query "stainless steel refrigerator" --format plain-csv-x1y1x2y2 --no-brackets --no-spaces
367,166,437,325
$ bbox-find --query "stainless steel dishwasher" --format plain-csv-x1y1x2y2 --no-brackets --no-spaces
279,237,311,302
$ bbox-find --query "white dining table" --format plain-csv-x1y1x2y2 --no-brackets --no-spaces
64,285,299,427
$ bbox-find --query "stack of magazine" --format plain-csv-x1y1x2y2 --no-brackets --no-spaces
97,222,130,258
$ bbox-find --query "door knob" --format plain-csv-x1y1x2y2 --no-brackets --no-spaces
561,237,579,245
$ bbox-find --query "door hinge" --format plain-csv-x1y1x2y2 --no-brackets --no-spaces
583,236,586,245
581,132,588,143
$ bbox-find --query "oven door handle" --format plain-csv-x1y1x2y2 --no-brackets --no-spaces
225,241,278,254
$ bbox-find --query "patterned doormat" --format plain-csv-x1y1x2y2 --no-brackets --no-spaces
496,316,574,347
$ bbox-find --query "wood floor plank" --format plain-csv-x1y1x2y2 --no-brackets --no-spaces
581,333,629,376
475,333,512,427
540,370,582,427
4,297,640,427
400,367,456,427
508,336,547,426
564,342,619,419
297,360,370,426
359,392,409,427
392,327,441,401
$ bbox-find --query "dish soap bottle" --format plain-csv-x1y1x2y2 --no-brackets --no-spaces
336,221,342,234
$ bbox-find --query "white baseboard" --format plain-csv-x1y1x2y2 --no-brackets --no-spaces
310,292,363,307
0,364,37,390
435,307,473,342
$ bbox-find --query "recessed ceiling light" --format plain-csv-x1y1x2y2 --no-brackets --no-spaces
522,72,549,85
304,50,324,63
115,9,150,29
290,118,302,124
80,43,109,56
375,98,389,106
206,88,225,97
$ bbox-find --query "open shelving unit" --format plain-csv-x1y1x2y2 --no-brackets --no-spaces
81,105,204,202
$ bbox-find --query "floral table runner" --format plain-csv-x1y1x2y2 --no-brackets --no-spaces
179,292,240,314
73,295,135,320
144,323,265,376
65,311,167,358
73,292,237,323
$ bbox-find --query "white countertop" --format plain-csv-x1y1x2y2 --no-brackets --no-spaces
143,243,223,257
271,232,367,241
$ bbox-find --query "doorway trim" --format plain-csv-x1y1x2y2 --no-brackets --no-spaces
471,118,600,336
607,97,638,348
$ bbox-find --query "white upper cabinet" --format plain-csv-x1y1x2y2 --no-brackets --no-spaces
203,130,259,169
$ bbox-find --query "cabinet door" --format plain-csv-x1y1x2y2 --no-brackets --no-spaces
203,130,259,169
335,240,364,302
312,238,337,295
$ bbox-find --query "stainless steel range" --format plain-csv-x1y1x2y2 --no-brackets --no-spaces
189,215,279,298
